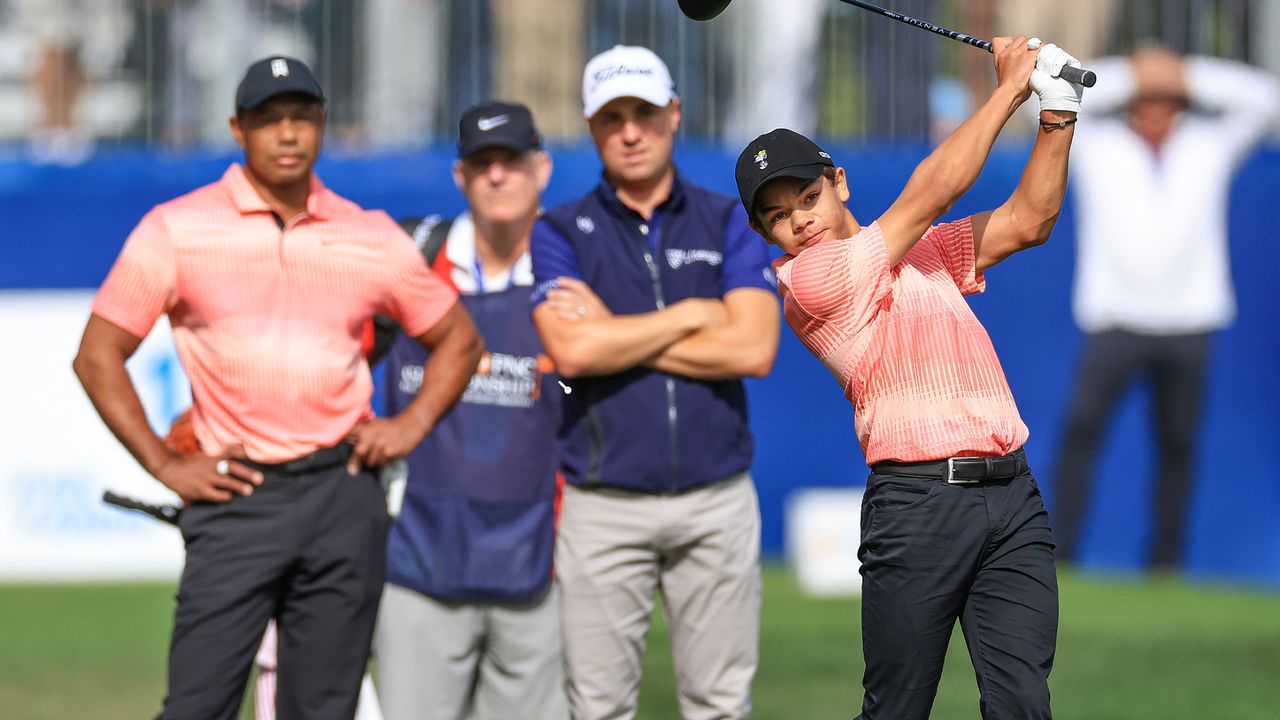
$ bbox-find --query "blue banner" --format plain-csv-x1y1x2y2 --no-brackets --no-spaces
6,144,1277,584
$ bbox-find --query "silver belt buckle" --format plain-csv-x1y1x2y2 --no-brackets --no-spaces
945,457,982,485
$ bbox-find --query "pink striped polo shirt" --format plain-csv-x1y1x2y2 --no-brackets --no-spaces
93,164,458,463
775,219,1028,465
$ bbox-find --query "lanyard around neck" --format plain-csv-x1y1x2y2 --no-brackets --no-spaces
473,257,517,294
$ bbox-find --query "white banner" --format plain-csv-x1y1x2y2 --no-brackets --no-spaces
0,291,190,581
786,487,864,597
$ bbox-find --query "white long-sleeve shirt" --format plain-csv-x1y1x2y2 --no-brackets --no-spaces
1071,56,1279,334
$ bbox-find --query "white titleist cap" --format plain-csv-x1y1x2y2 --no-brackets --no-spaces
582,45,677,119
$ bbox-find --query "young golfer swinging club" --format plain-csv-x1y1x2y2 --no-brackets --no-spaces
736,36,1084,719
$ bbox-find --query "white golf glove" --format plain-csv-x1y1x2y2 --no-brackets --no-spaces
1028,39,1084,113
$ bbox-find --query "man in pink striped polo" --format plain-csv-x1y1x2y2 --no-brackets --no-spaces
736,38,1085,719
72,56,482,719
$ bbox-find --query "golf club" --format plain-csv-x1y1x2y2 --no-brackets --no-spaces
102,490,182,526
678,0,1098,87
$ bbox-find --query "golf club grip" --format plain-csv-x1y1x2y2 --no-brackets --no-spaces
102,490,182,526
979,41,1098,88
1058,64,1097,88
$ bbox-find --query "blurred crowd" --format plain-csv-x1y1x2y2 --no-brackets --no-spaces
0,0,1277,162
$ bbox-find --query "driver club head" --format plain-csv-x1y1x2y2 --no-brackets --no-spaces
678,0,734,21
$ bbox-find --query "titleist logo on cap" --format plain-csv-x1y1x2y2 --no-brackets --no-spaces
582,46,675,119
590,64,656,90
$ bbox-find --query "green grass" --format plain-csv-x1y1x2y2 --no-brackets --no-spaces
3,568,1278,719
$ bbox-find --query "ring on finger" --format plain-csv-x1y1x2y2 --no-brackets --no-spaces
577,306,587,317
215,459,230,476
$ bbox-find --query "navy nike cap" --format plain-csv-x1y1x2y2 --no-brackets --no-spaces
457,101,542,158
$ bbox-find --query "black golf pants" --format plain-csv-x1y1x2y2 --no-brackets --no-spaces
856,460,1058,719
158,453,389,720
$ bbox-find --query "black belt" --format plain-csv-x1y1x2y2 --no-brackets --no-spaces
872,449,1027,485
242,443,353,475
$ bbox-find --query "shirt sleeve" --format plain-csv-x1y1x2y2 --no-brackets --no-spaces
924,217,985,296
1186,56,1280,164
720,204,777,296
378,217,459,338
1074,56,1137,116
784,222,893,332
529,217,583,307
90,210,177,339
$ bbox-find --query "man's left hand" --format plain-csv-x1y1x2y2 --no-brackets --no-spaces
546,277,612,322
1029,40,1084,113
346,416,427,475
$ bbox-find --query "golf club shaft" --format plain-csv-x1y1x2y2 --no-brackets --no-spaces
839,0,1098,87
102,490,182,526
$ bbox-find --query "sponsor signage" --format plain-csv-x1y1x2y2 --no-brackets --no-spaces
0,291,190,580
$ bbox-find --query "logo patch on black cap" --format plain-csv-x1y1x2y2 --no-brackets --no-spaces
735,128,836,216
234,56,325,113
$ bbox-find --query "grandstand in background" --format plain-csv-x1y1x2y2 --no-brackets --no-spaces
4,0,1280,586
0,0,1275,158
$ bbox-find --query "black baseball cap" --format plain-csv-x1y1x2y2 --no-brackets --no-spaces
457,101,542,158
735,128,835,217
234,56,325,114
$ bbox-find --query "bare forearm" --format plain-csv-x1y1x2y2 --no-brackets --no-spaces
647,329,774,380
905,86,1024,217
400,329,483,438
1007,110,1076,239
646,291,780,380
548,310,700,378
73,351,175,477
73,316,266,503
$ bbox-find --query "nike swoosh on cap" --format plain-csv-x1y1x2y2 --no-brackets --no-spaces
477,115,510,131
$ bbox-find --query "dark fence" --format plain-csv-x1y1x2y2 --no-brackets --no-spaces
0,0,1272,151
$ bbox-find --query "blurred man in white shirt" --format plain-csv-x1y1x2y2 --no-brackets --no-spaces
1053,46,1280,570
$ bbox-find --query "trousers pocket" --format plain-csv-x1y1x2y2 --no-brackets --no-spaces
868,478,936,512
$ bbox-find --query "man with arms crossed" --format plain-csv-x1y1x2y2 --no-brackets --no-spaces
531,45,780,720
72,56,481,719
736,38,1083,719
374,101,568,720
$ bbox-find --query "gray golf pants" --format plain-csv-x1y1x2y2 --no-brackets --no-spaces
557,473,761,720
373,583,568,720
